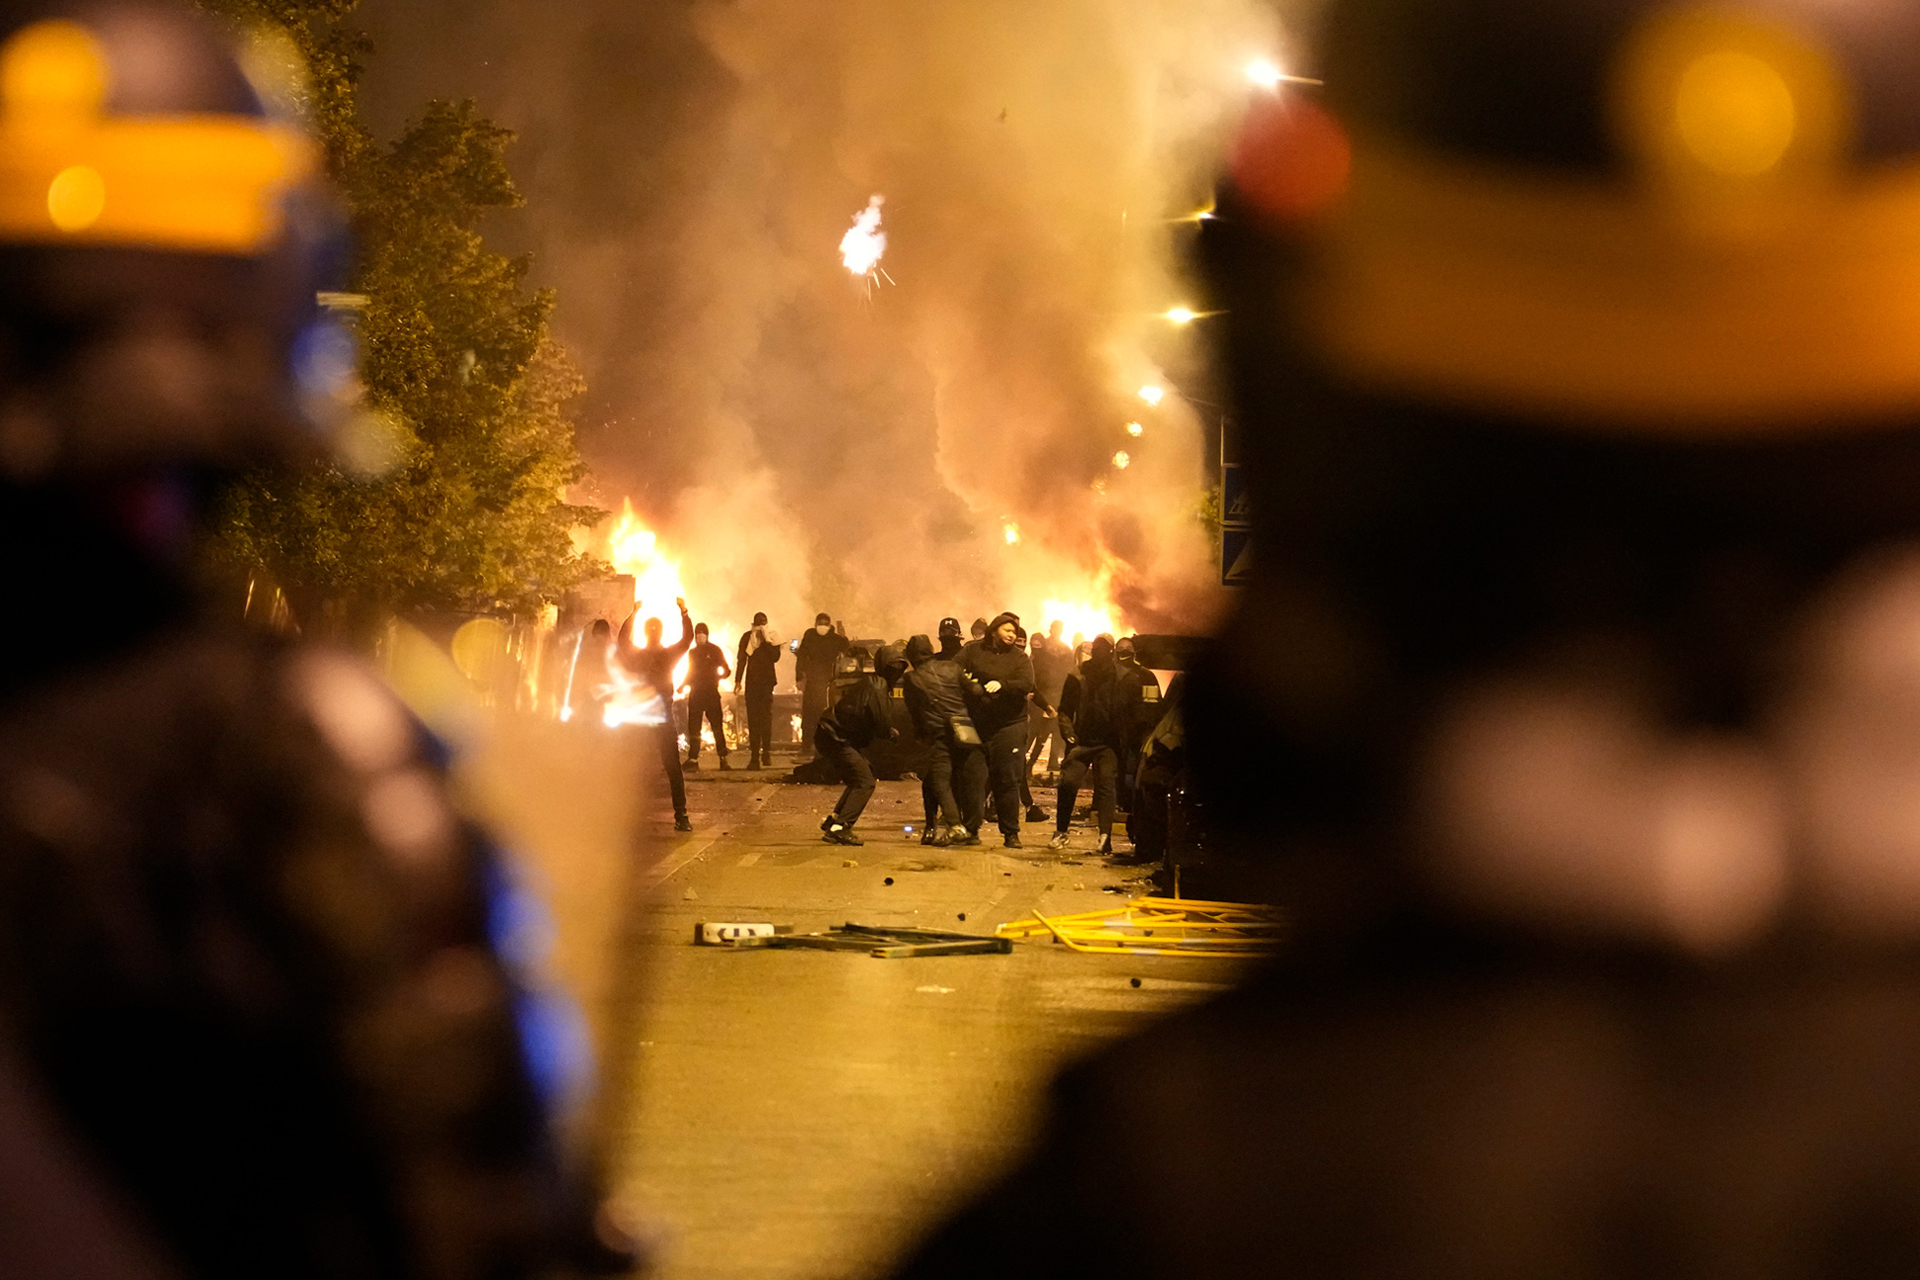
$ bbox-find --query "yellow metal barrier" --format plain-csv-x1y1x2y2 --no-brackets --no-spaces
995,897,1282,957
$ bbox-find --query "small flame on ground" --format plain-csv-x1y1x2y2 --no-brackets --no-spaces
841,194,888,276
1138,384,1164,406
791,713,803,741
1113,450,1132,469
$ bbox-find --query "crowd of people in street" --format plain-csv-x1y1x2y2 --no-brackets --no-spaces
596,602,1176,857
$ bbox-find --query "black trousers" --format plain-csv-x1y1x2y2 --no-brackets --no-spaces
983,722,1027,841
1057,745,1117,836
922,736,963,829
800,680,830,758
815,726,875,824
744,686,773,761
652,723,686,816
685,687,729,759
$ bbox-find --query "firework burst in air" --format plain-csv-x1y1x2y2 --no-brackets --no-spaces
840,194,895,298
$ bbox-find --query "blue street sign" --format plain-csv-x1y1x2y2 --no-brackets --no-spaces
1221,528,1253,586
1222,463,1252,528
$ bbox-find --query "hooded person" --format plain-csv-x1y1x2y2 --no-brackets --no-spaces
937,616,966,661
681,621,732,769
816,644,908,845
1030,619,1075,774
618,598,694,831
735,611,783,769
1012,624,1050,824
903,633,974,845
0,3,636,1274
961,613,1037,848
795,610,850,757
1112,636,1161,820
887,0,1920,1274
1048,636,1125,854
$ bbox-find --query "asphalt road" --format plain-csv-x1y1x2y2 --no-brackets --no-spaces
604,754,1253,1280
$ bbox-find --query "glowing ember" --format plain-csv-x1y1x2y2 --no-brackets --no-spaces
1003,521,1021,545
1125,421,1144,437
1113,450,1132,469
791,713,803,740
1245,59,1284,90
840,194,888,276
1138,385,1164,406
1043,599,1118,642
1165,307,1197,324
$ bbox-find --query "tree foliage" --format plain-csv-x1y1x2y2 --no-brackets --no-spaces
199,0,604,618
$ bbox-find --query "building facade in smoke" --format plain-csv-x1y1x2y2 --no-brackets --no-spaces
357,0,1284,636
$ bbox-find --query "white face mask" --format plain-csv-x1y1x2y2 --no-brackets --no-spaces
816,624,829,635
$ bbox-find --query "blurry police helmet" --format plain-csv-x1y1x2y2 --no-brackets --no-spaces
0,0,347,480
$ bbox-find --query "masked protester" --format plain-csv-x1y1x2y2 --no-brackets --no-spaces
885,0,1920,1275
680,622,731,770
1111,636,1160,821
618,599,693,831
936,616,966,660
903,633,976,846
960,613,1036,848
1049,636,1124,853
734,612,782,769
1029,620,1073,775
816,645,907,845
0,4,635,1275
795,611,849,757
1012,625,1050,824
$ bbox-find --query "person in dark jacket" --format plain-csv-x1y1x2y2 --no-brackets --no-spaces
816,645,908,845
903,635,972,846
1029,620,1074,775
618,599,694,831
962,614,1037,848
681,622,732,769
734,612,782,769
1013,625,1050,824
1049,636,1124,852
1112,636,1162,819
796,612,850,758
937,617,966,660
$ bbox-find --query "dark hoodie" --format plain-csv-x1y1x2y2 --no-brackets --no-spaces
1057,636,1124,749
818,645,906,749
903,634,967,740
961,612,1036,735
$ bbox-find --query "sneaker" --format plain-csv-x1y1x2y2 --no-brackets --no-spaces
674,813,693,832
747,758,762,771
823,825,864,846
1025,805,1048,824
820,815,837,833
1047,831,1069,850
684,758,701,771
958,830,983,847
920,828,937,846
1003,834,1023,850
1097,834,1114,856
930,826,953,848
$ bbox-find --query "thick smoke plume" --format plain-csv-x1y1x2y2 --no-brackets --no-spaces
359,0,1281,639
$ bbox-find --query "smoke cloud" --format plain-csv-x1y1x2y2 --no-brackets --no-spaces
358,0,1282,639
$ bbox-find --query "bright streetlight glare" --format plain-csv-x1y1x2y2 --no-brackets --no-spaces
1138,385,1164,406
